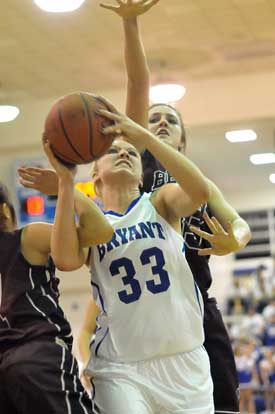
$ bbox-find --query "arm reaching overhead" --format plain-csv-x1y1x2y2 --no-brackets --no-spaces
100,0,160,148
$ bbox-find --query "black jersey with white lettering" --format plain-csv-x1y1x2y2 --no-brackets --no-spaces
142,150,212,299
0,229,72,350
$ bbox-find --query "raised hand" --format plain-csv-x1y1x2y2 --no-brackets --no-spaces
97,108,150,148
18,140,76,195
190,211,240,256
100,0,160,20
18,166,59,195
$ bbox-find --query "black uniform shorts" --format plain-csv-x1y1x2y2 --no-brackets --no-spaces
0,339,94,414
204,297,240,414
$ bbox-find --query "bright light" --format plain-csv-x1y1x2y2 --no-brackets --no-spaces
225,129,257,143
34,0,86,12
0,106,20,123
270,174,275,184
250,153,275,165
150,84,186,104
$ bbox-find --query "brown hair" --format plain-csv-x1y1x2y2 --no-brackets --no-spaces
149,103,186,151
0,182,16,231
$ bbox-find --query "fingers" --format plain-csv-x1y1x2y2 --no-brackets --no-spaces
189,225,212,242
97,95,120,115
226,221,234,236
202,211,218,234
18,170,38,182
96,108,121,121
102,124,122,136
19,178,38,189
100,3,119,12
211,216,227,234
17,167,42,176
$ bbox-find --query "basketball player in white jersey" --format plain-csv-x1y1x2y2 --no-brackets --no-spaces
49,100,215,414
78,3,250,413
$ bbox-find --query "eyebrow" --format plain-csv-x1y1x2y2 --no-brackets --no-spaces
110,144,138,153
149,112,178,119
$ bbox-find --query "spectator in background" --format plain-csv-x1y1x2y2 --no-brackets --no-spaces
235,339,258,414
250,264,272,313
240,305,265,342
226,277,250,315
259,347,275,413
263,299,275,324
263,314,275,347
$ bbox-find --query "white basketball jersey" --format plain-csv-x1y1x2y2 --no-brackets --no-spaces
89,192,204,363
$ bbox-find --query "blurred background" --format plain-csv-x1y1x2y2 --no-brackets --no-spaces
1,1,275,412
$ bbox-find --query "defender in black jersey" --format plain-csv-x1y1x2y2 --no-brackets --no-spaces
141,131,250,413
0,148,113,414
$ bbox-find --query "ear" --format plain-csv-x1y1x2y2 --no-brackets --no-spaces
139,173,144,190
92,173,101,199
178,142,185,154
2,203,11,219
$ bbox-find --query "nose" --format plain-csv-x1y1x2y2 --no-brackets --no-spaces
119,149,130,159
159,117,168,127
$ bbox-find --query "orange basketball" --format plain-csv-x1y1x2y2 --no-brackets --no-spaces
44,92,116,165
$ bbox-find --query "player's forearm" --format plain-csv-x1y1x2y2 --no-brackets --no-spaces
74,189,114,246
123,18,149,86
77,330,93,366
144,131,210,204
51,178,83,270
123,18,150,135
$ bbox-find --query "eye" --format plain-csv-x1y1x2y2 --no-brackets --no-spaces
129,150,138,157
149,115,160,124
107,147,118,154
167,116,178,124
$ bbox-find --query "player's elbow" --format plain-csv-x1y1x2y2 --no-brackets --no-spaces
53,255,84,272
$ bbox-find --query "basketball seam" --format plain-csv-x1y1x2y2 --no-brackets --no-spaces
57,101,87,162
52,147,76,165
79,93,94,159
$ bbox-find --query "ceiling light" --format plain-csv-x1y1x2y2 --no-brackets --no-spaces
0,106,20,123
225,129,257,143
270,174,275,184
150,84,186,104
34,0,86,12
250,153,275,165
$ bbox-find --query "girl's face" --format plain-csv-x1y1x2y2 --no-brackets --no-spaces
93,139,143,191
148,105,184,152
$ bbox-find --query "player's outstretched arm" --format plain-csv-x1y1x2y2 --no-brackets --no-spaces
100,0,160,148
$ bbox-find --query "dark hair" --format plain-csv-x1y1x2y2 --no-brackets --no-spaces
149,103,186,150
0,182,16,230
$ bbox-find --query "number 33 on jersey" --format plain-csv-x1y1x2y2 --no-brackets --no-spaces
89,192,204,362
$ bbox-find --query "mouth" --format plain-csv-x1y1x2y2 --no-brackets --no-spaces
157,128,169,136
115,160,132,168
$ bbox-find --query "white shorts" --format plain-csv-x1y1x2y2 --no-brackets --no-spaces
89,346,214,414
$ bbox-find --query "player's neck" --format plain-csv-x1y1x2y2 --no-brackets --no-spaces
101,186,140,214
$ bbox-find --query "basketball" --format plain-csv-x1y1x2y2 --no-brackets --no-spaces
43,92,116,165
